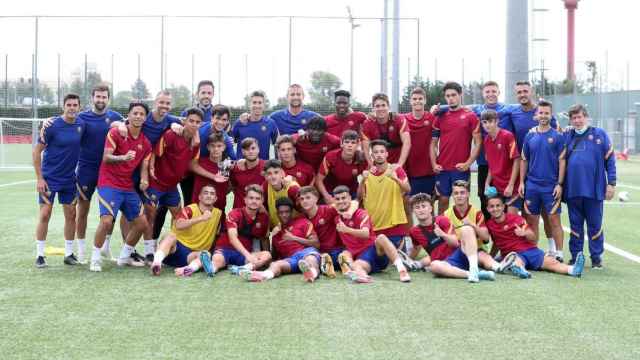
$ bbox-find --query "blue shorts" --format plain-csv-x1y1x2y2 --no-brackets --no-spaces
445,248,470,271
435,170,470,197
163,240,194,268
327,248,344,267
409,175,436,196
502,193,523,210
524,186,561,215
38,187,77,205
517,248,545,271
356,245,389,273
215,247,246,267
286,247,320,273
76,165,99,200
142,187,181,208
97,187,143,222
386,235,405,249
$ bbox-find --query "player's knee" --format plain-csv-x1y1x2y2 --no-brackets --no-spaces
429,260,445,274
260,251,272,262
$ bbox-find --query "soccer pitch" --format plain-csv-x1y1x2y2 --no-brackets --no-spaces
1,161,640,359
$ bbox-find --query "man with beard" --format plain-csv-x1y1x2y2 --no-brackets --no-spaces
519,100,566,262
324,90,366,138
275,135,315,187
32,94,85,268
430,82,481,214
182,80,215,123
316,130,367,204
292,116,340,170
230,138,266,208
231,90,278,160
270,84,320,135
361,93,411,167
89,102,152,272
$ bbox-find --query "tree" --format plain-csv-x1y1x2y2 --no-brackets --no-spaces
585,61,598,93
131,79,150,100
69,71,104,105
166,84,192,111
112,90,133,108
308,71,342,109
400,76,446,111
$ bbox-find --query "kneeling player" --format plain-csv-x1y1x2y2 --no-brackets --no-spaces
484,196,584,278
150,185,223,277
200,184,272,276
240,197,321,283
332,186,410,283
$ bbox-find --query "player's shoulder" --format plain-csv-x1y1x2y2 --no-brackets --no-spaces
326,132,341,144
351,111,368,120
106,109,124,120
297,159,314,171
435,215,451,226
506,212,526,224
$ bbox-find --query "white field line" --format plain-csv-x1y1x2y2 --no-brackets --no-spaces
562,226,640,264
0,179,35,188
603,201,640,206
618,183,640,191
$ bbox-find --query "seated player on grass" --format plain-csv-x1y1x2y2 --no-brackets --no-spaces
332,186,411,283
199,184,272,277
484,194,585,279
240,197,321,283
150,185,222,277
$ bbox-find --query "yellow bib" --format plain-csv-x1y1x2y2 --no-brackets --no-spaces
363,169,407,231
444,205,488,251
172,204,222,251
267,181,299,228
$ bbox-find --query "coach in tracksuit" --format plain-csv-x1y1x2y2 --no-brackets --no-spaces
563,104,616,269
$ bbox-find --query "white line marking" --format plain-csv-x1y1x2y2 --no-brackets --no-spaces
562,226,640,264
604,201,640,206
618,183,640,191
0,179,35,188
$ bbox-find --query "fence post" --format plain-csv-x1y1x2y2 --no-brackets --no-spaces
635,103,640,154
0,118,4,168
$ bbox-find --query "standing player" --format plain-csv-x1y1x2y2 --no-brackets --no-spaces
481,109,521,213
191,132,231,211
275,135,315,187
240,197,321,283
362,93,411,167
359,140,410,249
89,102,153,272
143,107,202,262
316,130,367,204
270,84,320,135
229,138,266,208
292,116,341,170
333,186,411,283
262,159,301,228
485,195,585,278
198,104,236,161
150,185,223,277
324,90,366,138
232,90,278,160
183,80,215,123
201,185,271,276
563,104,616,268
32,93,85,267
519,100,566,262
430,82,481,214
403,87,437,197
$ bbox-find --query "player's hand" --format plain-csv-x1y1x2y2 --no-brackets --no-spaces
139,180,149,192
336,220,348,233
245,253,258,265
553,184,563,200
514,224,527,237
282,229,296,242
430,103,441,115
239,112,250,124
149,164,157,180
433,164,443,174
518,183,525,197
455,162,469,172
118,123,128,138
272,225,281,234
200,210,212,221
36,178,49,193
283,175,294,186
122,150,136,161
171,123,184,135
324,195,335,206
212,173,229,183
504,184,514,198
361,170,370,179
433,223,446,237
604,185,615,201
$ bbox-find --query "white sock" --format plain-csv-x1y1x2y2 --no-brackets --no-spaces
119,244,134,259
263,270,275,280
490,262,500,272
187,260,200,272
393,258,406,272
101,236,111,253
77,239,86,256
91,246,101,262
244,263,255,271
555,250,564,259
65,240,74,257
548,238,557,253
144,239,156,256
468,253,479,273
154,250,166,264
309,267,318,278
36,240,46,257
415,261,425,269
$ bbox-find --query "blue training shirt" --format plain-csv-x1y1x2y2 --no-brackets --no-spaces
40,116,86,190
231,116,279,160
142,112,182,146
76,109,124,171
181,104,213,124
270,108,320,135
522,127,565,191
563,126,616,201
198,122,236,160
506,105,558,153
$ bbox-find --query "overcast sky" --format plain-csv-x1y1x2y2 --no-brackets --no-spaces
1,0,639,106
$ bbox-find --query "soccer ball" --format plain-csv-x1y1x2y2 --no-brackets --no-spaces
618,191,630,202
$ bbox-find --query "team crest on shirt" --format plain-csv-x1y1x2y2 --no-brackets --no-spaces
596,138,602,144
352,169,358,176
110,201,115,206
261,125,267,132
526,200,531,205
497,143,502,149
319,218,326,225
424,120,430,126
82,185,88,191
137,144,143,149
348,221,354,227
151,194,157,200
547,137,554,144
301,119,307,125
348,121,354,126
588,134,594,141
77,127,82,133
322,146,328,152
389,125,395,132
296,171,302,178
105,118,110,124
503,224,509,230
